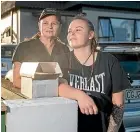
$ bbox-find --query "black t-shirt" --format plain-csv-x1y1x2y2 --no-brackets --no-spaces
55,51,130,132
12,38,69,63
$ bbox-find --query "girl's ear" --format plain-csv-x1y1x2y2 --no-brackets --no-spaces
89,31,94,40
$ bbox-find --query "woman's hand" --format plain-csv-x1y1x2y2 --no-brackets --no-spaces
76,91,98,115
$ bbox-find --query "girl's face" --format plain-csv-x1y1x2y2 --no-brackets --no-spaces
67,19,94,49
38,15,60,39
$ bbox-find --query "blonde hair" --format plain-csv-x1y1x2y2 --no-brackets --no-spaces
24,32,41,41
31,32,41,39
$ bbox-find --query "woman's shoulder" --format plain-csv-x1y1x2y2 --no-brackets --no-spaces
55,52,70,60
54,52,71,68
18,38,38,47
61,44,70,52
56,40,70,53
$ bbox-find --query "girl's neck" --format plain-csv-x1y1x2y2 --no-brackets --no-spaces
74,45,93,66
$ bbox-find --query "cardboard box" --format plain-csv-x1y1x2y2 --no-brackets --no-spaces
20,62,63,98
3,97,78,132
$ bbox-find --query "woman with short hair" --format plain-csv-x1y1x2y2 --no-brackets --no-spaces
12,9,69,88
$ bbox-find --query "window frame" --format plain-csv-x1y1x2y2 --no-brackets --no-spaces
135,20,140,39
98,16,140,42
99,18,114,38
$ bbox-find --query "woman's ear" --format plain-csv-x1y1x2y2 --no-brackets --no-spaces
57,23,62,37
38,21,41,32
89,31,94,40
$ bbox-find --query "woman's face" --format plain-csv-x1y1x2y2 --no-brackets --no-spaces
67,19,94,49
39,15,60,39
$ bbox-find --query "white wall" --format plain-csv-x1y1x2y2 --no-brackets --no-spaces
1,12,18,34
13,12,18,35
1,11,18,43
1,13,11,34
4,97,78,132
82,7,140,38
1,9,39,43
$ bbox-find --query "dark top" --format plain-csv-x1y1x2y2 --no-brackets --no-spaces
55,51,130,132
12,38,69,63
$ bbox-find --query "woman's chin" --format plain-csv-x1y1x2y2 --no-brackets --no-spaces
43,35,55,39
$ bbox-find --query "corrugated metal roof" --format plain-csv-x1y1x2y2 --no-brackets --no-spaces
1,1,65,16
15,1,65,9
64,1,140,11
1,1,16,16
1,1,140,16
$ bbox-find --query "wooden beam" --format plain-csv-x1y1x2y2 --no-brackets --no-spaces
1,87,25,100
1,78,28,100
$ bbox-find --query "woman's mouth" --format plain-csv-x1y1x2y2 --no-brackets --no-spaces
69,38,76,41
46,31,53,33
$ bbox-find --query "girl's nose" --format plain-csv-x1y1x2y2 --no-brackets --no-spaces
71,30,75,35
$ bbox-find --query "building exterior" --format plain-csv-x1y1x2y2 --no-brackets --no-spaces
83,7,140,42
1,1,140,44
1,2,140,131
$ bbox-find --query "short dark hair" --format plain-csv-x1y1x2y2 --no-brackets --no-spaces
39,8,61,23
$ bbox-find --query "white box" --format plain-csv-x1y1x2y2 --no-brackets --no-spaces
20,62,63,98
4,97,78,132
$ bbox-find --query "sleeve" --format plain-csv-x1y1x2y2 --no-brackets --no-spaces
54,53,70,80
111,57,131,93
64,45,70,53
61,44,70,53
12,42,24,63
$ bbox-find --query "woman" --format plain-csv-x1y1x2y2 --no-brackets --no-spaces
12,9,69,88
56,15,130,132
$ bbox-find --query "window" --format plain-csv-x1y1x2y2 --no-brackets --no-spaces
135,20,140,42
98,17,140,42
1,45,16,58
111,19,134,42
99,19,113,38
98,19,113,42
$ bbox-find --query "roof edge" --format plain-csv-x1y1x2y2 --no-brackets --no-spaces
1,1,16,16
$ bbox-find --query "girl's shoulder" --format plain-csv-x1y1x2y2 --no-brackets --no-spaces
98,51,118,63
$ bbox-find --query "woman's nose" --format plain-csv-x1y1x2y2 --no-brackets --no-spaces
48,23,53,28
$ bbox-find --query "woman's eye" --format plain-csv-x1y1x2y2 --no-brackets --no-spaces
76,29,81,32
68,30,71,34
52,23,57,25
43,22,47,25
